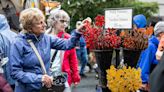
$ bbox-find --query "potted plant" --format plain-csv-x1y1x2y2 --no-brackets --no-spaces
120,29,148,67
83,15,121,91
83,15,121,50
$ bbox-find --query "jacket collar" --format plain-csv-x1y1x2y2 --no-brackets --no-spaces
20,30,44,42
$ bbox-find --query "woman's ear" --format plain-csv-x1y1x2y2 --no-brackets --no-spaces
28,26,33,33
53,21,57,27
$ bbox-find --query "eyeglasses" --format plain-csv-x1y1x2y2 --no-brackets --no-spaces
58,20,69,24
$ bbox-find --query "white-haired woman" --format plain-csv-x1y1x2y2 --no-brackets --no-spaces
9,8,84,92
47,9,81,91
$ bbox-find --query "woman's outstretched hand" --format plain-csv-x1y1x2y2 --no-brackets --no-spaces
76,17,92,33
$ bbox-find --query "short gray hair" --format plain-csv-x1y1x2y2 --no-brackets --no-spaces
154,21,164,36
47,9,70,27
19,8,45,30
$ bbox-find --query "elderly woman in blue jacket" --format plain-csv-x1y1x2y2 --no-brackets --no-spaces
9,8,85,92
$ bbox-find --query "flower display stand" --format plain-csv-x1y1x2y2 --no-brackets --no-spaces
94,50,113,92
123,49,142,67
115,49,121,67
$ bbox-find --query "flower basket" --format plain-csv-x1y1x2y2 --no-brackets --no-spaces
123,49,142,67
82,15,121,91
106,65,142,92
120,30,148,67
121,30,148,50
93,50,113,92
83,15,121,50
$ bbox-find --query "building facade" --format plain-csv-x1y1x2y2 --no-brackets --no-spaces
139,0,164,16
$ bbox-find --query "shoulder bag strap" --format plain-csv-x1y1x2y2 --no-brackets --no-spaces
0,33,5,57
51,50,58,63
50,33,65,64
27,39,47,74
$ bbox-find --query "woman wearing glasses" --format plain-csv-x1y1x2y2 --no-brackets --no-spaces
47,9,81,92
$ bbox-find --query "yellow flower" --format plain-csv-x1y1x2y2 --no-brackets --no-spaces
106,65,142,92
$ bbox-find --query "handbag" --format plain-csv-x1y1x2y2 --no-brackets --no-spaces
41,73,67,92
27,39,66,92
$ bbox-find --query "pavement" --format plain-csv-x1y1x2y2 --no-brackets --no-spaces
70,49,123,92
71,71,99,92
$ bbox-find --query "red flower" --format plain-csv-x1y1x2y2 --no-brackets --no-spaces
94,15,105,27
82,15,148,50
83,15,121,50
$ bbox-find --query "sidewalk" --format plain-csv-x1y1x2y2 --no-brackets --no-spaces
72,71,98,92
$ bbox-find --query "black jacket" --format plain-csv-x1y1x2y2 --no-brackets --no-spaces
150,53,164,92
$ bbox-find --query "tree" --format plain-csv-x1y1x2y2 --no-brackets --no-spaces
54,0,158,30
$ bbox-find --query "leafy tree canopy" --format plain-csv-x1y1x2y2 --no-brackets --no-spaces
53,0,158,30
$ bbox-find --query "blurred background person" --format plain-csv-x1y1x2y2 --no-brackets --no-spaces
133,14,147,32
0,14,17,90
150,22,164,92
156,36,164,61
137,21,164,91
133,14,149,91
72,21,92,78
0,33,13,92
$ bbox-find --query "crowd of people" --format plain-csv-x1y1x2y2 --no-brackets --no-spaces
135,14,163,91
0,7,92,92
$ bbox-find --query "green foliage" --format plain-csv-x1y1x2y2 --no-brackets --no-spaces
130,1,159,19
54,0,158,31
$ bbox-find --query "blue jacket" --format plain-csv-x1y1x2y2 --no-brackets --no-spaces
0,14,17,85
71,30,86,48
0,33,9,73
133,14,147,28
137,36,159,84
10,31,81,92
0,14,17,40
79,36,86,47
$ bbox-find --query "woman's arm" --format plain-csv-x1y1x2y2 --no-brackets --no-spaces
50,30,81,50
